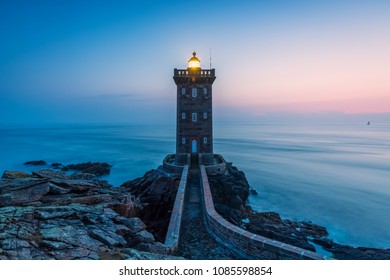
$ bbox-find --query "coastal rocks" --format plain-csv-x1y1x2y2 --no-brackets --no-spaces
1,171,32,179
62,162,111,176
0,169,169,260
207,163,250,225
245,212,328,251
23,160,111,177
120,169,181,242
312,239,390,260
25,160,47,166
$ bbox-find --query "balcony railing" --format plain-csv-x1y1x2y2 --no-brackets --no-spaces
174,68,215,77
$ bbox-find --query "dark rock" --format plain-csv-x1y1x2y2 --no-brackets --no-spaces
2,171,32,179
134,242,168,255
208,163,250,225
120,169,180,242
51,163,64,169
0,182,51,207
70,173,97,180
134,230,155,244
32,170,70,180
62,162,111,177
88,226,127,247
249,188,258,195
25,160,47,166
115,217,146,234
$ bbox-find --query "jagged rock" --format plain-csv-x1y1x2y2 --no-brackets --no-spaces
32,170,70,180
246,212,318,251
120,169,180,242
115,217,146,234
134,230,155,244
62,162,111,176
0,168,172,260
25,160,47,166
0,182,51,207
70,173,97,180
51,163,64,169
134,242,168,255
1,171,32,179
208,163,250,225
88,226,127,247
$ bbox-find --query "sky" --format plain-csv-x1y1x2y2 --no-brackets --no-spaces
1,0,390,125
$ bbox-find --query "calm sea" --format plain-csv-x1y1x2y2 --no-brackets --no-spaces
0,123,389,248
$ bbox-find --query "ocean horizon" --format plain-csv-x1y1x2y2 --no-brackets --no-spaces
0,122,389,249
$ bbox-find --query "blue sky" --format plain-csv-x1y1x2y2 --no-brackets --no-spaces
1,0,389,124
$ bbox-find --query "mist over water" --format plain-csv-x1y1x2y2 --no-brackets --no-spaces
0,123,389,248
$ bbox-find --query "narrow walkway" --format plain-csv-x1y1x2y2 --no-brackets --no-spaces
177,155,242,259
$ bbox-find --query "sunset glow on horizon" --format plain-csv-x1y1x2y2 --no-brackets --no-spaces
1,0,389,124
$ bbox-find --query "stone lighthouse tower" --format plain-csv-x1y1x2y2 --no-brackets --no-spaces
173,52,216,163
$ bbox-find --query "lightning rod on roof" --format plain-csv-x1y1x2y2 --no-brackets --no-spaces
210,48,212,69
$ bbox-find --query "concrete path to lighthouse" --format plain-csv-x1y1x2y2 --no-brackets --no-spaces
177,155,242,259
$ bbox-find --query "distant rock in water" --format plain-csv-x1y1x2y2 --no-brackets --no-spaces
0,169,180,260
51,163,64,169
62,162,111,176
24,160,47,166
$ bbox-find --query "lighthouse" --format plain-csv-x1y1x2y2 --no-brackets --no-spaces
173,52,216,163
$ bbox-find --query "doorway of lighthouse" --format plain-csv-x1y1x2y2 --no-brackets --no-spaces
191,138,197,153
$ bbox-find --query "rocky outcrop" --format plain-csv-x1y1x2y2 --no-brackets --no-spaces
312,239,390,260
24,160,47,166
0,169,176,260
207,162,250,225
120,169,181,242
61,162,111,176
208,163,390,260
246,211,327,251
23,160,111,177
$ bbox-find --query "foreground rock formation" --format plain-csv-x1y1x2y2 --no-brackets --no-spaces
1,160,389,260
0,169,180,260
120,169,180,242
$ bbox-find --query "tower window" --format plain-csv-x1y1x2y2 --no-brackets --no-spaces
182,88,186,95
182,137,186,144
192,113,197,122
203,88,207,94
203,137,208,144
203,112,208,119
192,88,197,97
181,112,186,119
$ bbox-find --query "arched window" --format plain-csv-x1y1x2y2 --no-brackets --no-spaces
192,113,197,122
192,88,197,97
181,112,186,119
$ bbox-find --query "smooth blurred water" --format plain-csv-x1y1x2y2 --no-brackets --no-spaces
0,123,389,248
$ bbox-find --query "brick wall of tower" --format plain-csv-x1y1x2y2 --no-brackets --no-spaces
173,69,216,154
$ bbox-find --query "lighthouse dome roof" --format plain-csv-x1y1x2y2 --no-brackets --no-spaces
188,52,201,68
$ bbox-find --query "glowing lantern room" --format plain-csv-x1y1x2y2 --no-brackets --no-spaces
188,52,201,69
